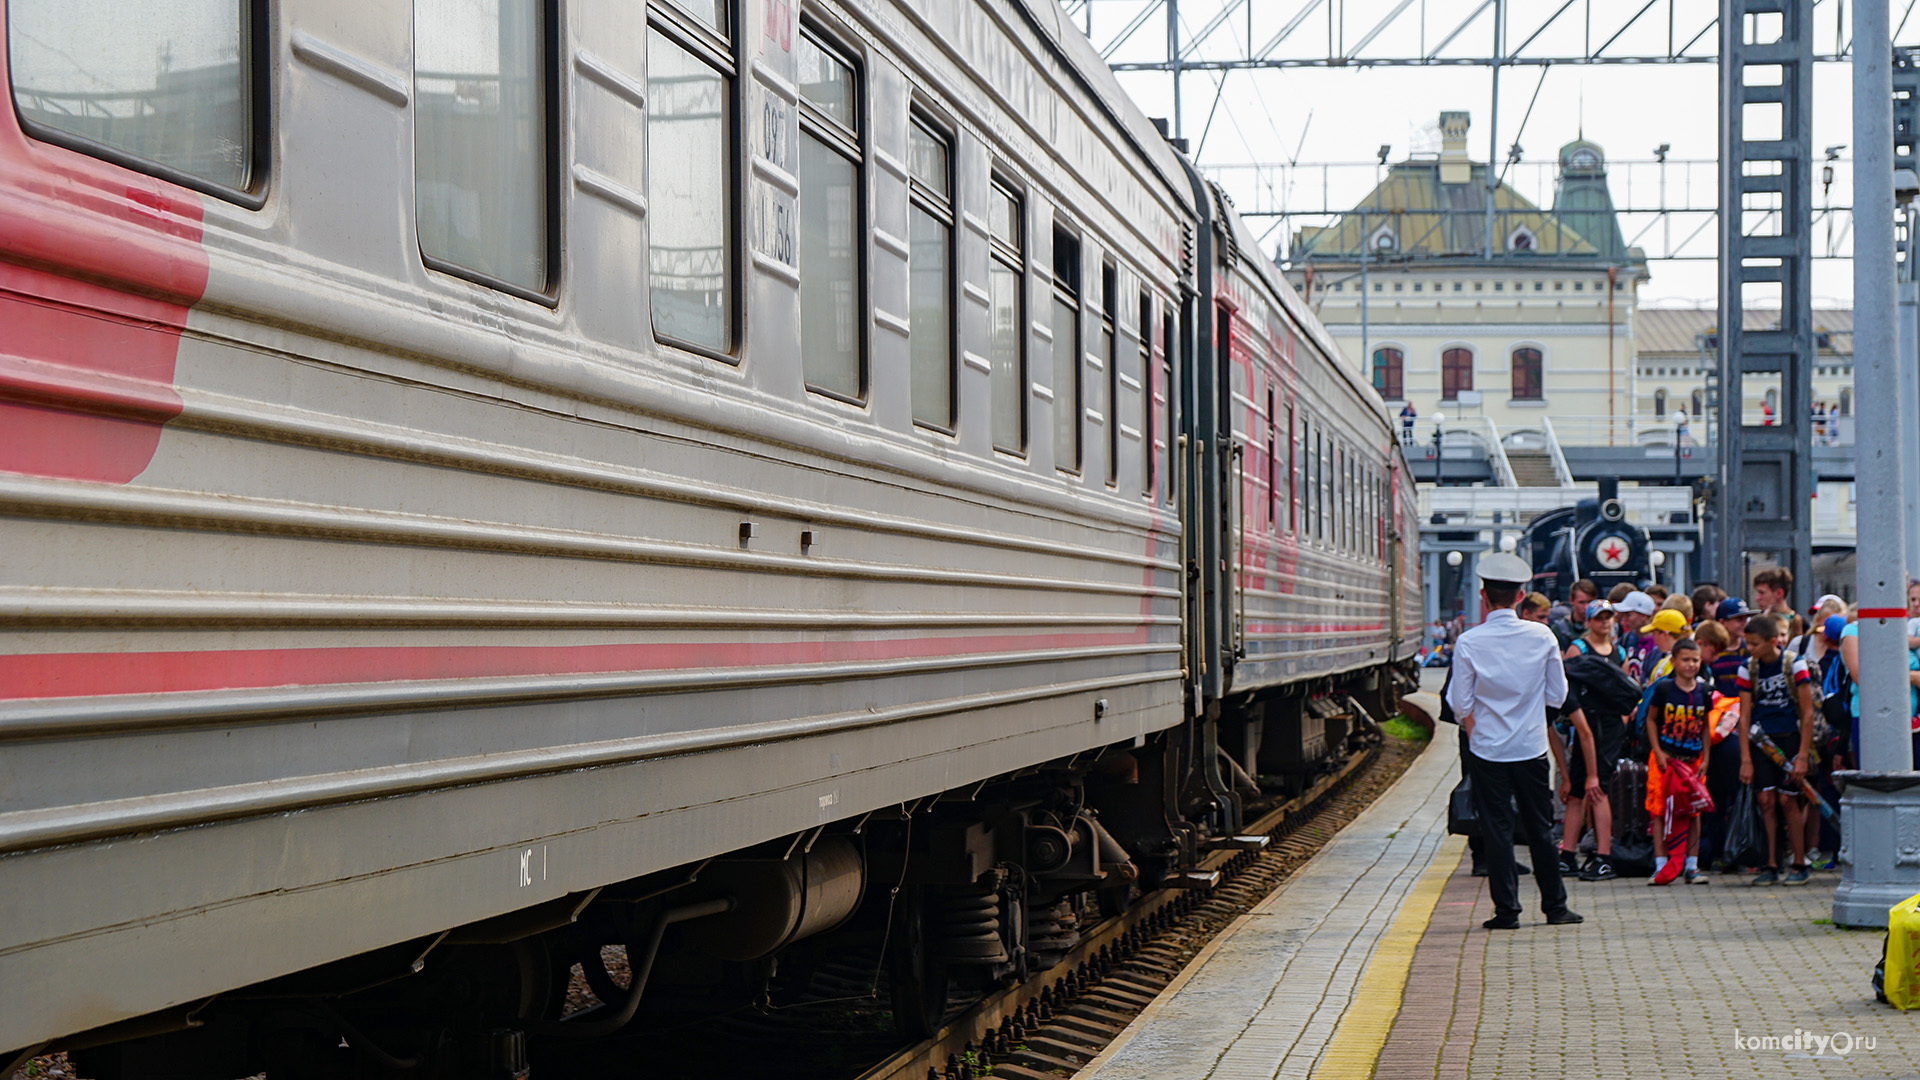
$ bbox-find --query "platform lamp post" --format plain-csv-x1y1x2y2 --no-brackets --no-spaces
1833,0,1920,928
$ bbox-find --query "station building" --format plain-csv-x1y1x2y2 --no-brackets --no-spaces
1284,112,1858,623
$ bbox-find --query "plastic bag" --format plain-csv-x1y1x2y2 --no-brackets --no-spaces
1448,778,1476,836
1724,785,1766,869
1884,893,1920,1009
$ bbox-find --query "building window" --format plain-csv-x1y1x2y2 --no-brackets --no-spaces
1838,388,1853,416
907,116,954,430
1510,346,1542,400
10,0,266,202
648,6,735,351
1493,281,1504,292
1453,281,1464,292
1393,281,1404,292
1575,281,1585,291
1692,389,1705,417
1052,226,1083,473
1413,281,1423,293
1474,281,1484,291
1654,388,1668,417
418,0,554,298
1508,227,1534,251
988,179,1025,453
1442,347,1473,400
797,28,863,400
1372,347,1403,400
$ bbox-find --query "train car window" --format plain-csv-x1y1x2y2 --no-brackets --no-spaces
648,6,736,353
1265,387,1276,532
1162,307,1177,505
908,116,954,430
1099,262,1118,486
8,0,267,205
988,178,1025,454
1320,431,1331,545
1336,445,1347,550
1138,291,1154,497
1305,422,1317,542
416,0,555,300
1286,404,1296,533
797,28,863,401
1051,226,1082,474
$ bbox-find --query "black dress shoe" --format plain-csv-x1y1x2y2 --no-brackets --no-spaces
1482,912,1521,929
1545,909,1585,925
1471,863,1489,877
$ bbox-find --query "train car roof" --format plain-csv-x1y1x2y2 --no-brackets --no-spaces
1014,1,1398,452
1009,0,1200,221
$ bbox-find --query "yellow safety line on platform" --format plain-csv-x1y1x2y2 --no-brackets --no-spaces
1310,833,1468,1079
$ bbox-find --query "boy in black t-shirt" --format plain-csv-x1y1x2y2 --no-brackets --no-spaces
1641,639,1714,885
1736,614,1817,886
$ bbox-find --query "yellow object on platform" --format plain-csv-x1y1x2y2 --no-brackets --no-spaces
1885,893,1920,1009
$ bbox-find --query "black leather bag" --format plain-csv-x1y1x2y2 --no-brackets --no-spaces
1448,777,1477,836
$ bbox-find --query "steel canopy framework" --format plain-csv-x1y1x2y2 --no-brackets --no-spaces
1078,0,1880,73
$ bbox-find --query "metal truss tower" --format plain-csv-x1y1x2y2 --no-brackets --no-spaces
1715,0,1814,598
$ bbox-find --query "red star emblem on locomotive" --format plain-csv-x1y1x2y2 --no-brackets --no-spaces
1600,540,1624,563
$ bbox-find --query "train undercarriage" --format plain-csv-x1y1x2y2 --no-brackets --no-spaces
41,665,1412,1080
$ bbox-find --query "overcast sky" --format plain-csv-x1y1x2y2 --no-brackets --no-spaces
1086,0,1919,309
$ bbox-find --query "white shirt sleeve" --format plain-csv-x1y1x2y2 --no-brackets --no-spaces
1446,638,1478,719
1544,637,1569,709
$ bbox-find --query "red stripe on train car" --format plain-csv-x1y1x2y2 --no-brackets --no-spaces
0,33,207,483
0,628,1159,701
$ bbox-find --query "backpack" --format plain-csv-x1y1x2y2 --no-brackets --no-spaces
1784,648,1824,710
1821,644,1855,734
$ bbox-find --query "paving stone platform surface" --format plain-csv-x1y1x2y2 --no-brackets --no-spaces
1078,725,1920,1080
1077,735,1459,1080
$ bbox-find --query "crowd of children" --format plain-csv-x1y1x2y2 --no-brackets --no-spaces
1529,568,1915,887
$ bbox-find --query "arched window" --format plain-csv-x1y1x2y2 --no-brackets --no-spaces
1763,388,1779,423
1691,389,1705,418
1508,226,1535,251
1372,347,1404,400
1510,347,1542,400
1653,388,1667,417
1441,347,1473,400
1839,388,1853,415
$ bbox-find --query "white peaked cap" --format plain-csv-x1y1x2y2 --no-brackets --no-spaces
1477,552,1532,585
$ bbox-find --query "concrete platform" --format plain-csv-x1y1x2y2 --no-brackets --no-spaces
1078,735,1920,1079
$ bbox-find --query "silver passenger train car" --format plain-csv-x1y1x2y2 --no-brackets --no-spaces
0,0,1419,1073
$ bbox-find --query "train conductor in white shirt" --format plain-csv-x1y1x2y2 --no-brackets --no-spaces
1446,552,1600,929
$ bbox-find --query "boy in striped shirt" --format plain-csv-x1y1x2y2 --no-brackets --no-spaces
1736,613,1817,886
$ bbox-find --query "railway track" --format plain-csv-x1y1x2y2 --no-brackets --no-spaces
858,736,1423,1080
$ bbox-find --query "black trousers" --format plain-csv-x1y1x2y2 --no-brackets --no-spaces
1466,749,1569,917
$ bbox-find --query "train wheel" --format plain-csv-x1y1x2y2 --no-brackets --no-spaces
886,889,950,1038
